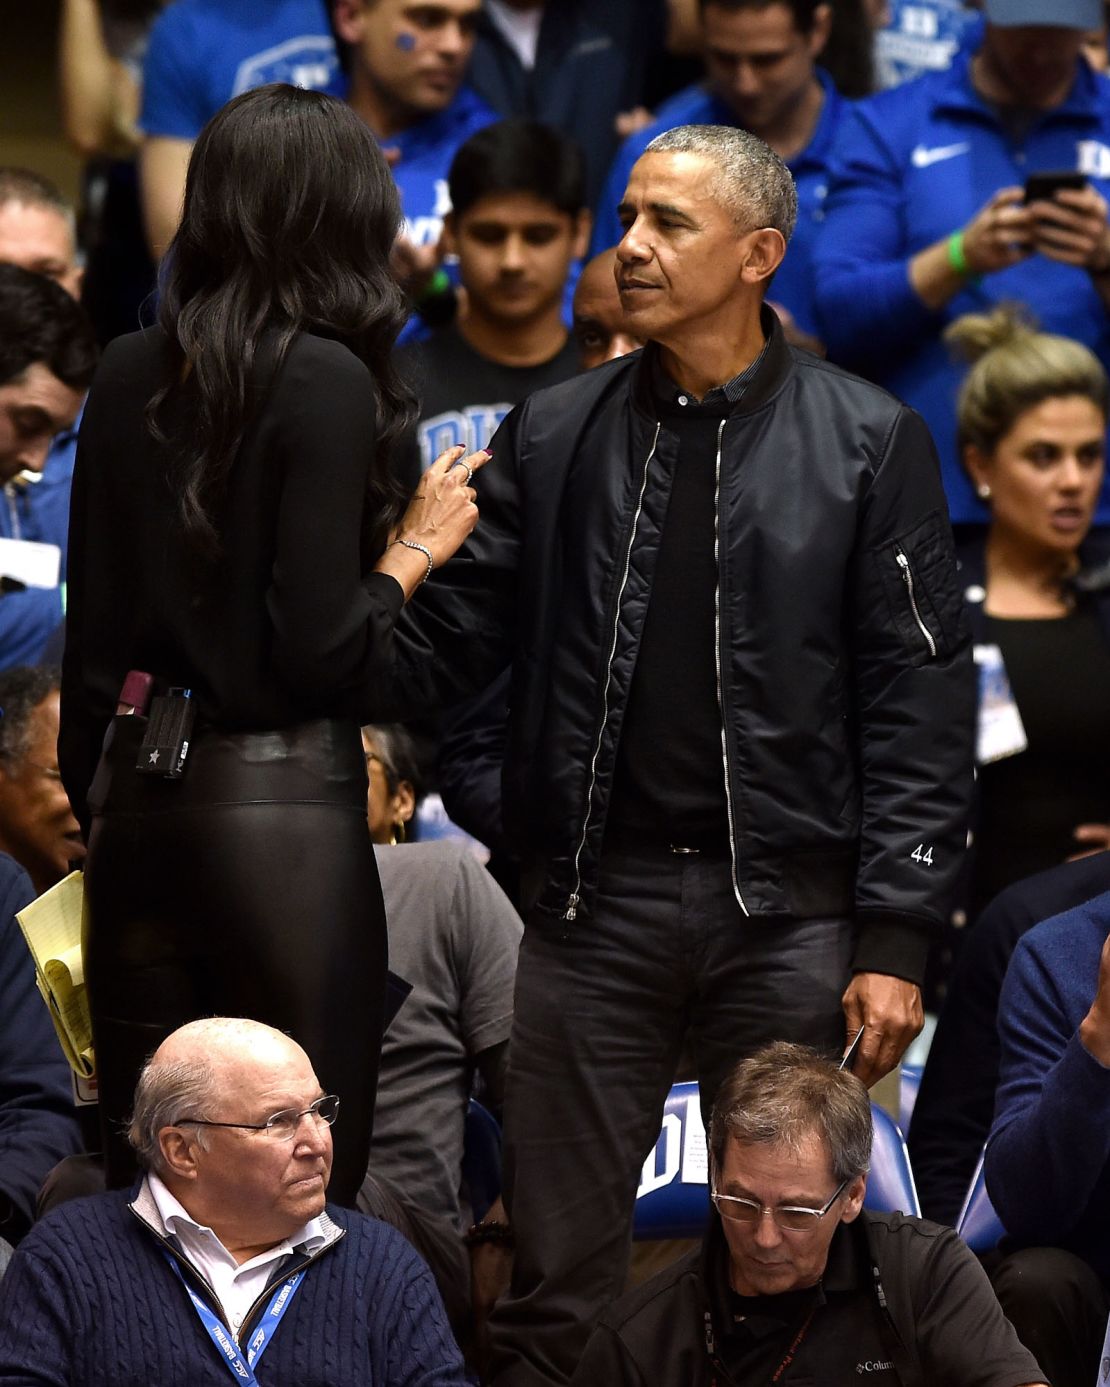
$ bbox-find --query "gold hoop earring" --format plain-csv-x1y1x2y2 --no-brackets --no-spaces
389,820,407,846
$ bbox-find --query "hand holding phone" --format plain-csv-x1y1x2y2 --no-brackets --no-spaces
1023,173,1110,272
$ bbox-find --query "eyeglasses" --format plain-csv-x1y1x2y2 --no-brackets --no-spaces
174,1094,340,1142
25,761,63,782
711,1176,850,1232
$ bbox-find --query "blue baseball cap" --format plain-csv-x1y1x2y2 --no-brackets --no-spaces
984,0,1103,28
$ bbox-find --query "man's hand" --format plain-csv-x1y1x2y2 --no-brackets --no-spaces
390,231,443,302
841,972,924,1089
615,107,656,139
960,186,1034,275
910,187,1031,309
1079,931,1110,1067
1027,184,1110,272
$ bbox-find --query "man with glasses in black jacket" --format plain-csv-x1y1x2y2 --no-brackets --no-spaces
571,1044,1047,1387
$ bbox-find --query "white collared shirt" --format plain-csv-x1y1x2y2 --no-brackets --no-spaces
485,0,543,69
146,1173,326,1338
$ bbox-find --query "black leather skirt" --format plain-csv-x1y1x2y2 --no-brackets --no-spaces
82,716,386,1205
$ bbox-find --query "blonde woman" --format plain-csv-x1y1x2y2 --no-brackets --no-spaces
948,307,1110,919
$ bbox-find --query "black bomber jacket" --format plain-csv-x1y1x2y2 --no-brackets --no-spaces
397,308,976,986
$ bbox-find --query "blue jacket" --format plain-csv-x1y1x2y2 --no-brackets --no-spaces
910,851,1110,1226
0,853,81,1243
0,1190,469,1386
590,70,847,339
0,414,78,671
986,893,1110,1281
815,44,1110,524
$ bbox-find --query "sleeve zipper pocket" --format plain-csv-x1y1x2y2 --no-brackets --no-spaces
895,546,937,659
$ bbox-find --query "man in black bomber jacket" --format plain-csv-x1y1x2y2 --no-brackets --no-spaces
396,122,975,1387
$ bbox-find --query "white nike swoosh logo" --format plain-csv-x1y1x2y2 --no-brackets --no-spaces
911,141,971,168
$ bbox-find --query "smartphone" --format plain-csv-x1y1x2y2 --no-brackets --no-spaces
1024,171,1087,204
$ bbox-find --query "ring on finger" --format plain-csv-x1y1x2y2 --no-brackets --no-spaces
454,462,474,487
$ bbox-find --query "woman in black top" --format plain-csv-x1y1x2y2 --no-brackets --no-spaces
946,307,1110,920
59,85,488,1197
908,308,1110,1225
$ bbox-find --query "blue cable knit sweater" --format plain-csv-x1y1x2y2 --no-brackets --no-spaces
0,1192,470,1386
986,891,1110,1281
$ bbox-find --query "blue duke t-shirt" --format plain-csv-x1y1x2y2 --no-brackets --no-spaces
141,0,342,139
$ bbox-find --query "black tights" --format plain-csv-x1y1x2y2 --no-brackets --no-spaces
82,717,386,1205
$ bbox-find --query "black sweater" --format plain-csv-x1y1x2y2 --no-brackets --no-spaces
60,328,404,827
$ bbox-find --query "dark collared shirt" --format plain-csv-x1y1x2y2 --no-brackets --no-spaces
649,338,769,408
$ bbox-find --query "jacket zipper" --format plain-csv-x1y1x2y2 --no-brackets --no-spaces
713,419,748,916
128,1204,342,1350
564,421,662,921
894,546,937,659
235,1247,322,1346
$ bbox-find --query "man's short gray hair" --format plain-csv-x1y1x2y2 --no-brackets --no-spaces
128,1054,217,1174
709,1042,872,1183
0,168,77,238
645,124,798,241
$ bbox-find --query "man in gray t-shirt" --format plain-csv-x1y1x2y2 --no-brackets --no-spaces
371,839,521,1227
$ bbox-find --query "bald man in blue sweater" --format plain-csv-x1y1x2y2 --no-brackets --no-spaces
0,1018,467,1387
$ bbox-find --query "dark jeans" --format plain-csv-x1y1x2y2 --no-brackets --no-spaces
488,848,852,1387
990,1246,1110,1387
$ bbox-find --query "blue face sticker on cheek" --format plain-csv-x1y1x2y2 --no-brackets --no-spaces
395,31,416,51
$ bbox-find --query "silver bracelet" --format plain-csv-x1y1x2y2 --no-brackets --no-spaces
393,537,434,585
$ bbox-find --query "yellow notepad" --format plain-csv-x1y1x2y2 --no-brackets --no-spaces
16,871,95,1077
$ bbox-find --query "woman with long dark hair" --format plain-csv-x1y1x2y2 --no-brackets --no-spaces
58,84,487,1200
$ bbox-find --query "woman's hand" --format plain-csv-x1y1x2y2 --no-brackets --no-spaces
398,443,490,565
374,444,491,601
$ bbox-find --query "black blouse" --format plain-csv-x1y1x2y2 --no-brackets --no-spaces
59,328,404,823
972,604,1110,916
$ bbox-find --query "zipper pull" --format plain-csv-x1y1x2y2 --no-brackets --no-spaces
894,546,938,659
564,893,579,921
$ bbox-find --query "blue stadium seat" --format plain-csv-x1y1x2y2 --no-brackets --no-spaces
633,1081,711,1240
899,1062,923,1134
955,1150,1006,1253
462,1098,503,1223
864,1103,921,1216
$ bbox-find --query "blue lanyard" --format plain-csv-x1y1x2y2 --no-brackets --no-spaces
164,1251,304,1385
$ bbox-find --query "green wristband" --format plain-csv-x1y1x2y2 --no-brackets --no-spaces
415,267,451,306
947,231,971,278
